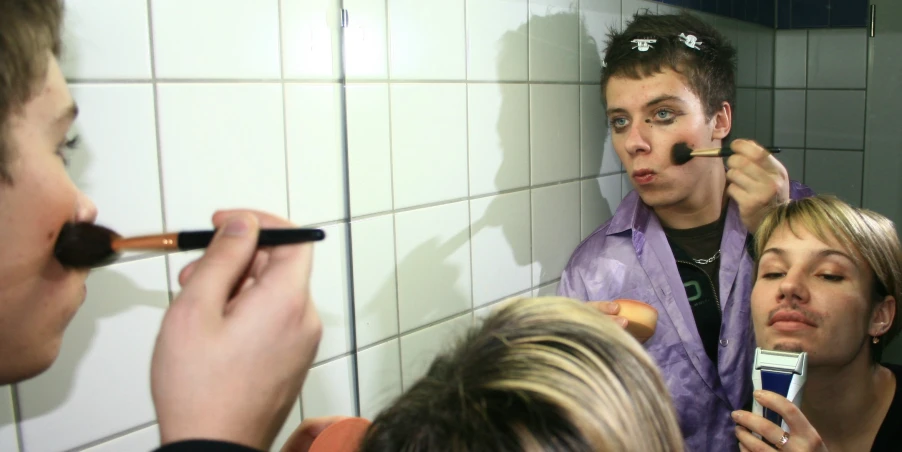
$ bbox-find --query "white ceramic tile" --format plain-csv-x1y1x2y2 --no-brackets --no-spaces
399,314,472,389
281,0,342,79
658,4,680,14
621,172,632,201
395,202,472,332
82,424,159,452
805,90,866,150
756,89,774,147
775,148,805,183
351,215,399,348
531,84,580,184
581,85,619,177
536,281,560,297
388,0,466,79
273,401,303,452
686,10,718,27
532,182,580,285
470,192,532,307
150,0,281,79
737,25,758,88
301,357,357,418
473,299,504,324
757,30,775,87
357,340,403,419
60,0,152,79
529,0,580,82
467,0,528,81
390,84,468,208
774,30,808,88
156,83,288,230
0,387,16,452
717,17,741,49
285,84,346,225
580,0,620,82
733,88,757,140
311,224,352,363
68,84,163,242
343,0,389,80
346,84,393,216
581,174,620,240
17,258,168,452
773,90,806,148
805,150,864,206
622,0,657,29
468,84,529,196
807,29,867,89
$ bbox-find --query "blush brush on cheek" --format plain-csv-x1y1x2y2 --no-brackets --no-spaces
53,222,326,269
671,142,782,165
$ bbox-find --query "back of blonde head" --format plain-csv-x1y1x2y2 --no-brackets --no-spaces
360,296,685,452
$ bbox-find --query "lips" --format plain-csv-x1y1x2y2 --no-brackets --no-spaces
768,310,817,327
632,169,657,185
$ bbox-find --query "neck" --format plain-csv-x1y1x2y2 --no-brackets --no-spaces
801,350,893,448
653,167,727,229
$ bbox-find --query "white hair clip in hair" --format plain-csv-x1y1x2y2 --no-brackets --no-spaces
602,60,607,68
679,33,702,50
631,38,656,52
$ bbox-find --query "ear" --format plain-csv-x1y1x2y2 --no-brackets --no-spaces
869,295,896,337
711,101,732,141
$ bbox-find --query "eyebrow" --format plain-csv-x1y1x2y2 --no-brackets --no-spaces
759,247,857,264
606,95,685,116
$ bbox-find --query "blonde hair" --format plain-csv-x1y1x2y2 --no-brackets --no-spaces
360,296,685,452
754,195,902,356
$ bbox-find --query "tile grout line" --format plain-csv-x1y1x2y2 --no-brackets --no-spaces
384,0,406,395
69,421,158,451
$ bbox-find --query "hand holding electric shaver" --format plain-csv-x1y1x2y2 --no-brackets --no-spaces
730,348,827,451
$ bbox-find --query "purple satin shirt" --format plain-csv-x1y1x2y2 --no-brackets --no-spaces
558,182,814,452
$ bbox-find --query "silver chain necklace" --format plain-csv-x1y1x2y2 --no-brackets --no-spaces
693,249,720,265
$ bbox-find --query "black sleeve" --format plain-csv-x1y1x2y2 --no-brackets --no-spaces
153,440,263,452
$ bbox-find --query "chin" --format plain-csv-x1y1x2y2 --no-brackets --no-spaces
771,340,806,353
0,343,62,385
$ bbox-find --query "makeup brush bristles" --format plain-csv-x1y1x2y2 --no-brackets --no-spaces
54,222,120,269
671,142,696,165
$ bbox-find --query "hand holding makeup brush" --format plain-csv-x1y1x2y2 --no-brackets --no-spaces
151,210,322,451
724,139,791,232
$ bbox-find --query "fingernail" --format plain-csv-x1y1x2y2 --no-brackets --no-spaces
753,390,763,399
731,411,741,421
617,317,628,328
223,216,249,237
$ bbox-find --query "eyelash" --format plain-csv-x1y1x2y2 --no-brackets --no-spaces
56,135,80,166
759,272,845,282
609,108,679,133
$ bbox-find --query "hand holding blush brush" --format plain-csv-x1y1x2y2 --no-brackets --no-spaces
53,222,326,269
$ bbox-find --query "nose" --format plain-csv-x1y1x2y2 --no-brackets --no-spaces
623,120,651,156
778,269,809,305
75,190,98,224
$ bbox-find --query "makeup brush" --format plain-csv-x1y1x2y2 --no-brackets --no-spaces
671,142,781,165
54,222,326,269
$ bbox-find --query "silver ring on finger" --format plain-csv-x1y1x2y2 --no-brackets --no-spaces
776,431,790,449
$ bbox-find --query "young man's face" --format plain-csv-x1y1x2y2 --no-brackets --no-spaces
750,224,894,367
0,53,97,384
605,68,730,210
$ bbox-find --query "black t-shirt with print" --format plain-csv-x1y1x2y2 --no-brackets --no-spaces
664,210,726,366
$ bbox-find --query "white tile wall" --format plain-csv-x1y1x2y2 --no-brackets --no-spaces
775,30,808,88
17,258,168,451
357,340,403,419
388,0,466,80
150,0,282,79
38,2,783,449
0,387,16,451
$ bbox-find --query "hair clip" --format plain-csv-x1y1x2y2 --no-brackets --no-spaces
679,33,702,50
602,60,607,68
631,38,656,52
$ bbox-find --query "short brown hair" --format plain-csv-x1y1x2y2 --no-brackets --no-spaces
359,297,685,452
754,195,902,362
602,11,736,119
0,0,65,182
